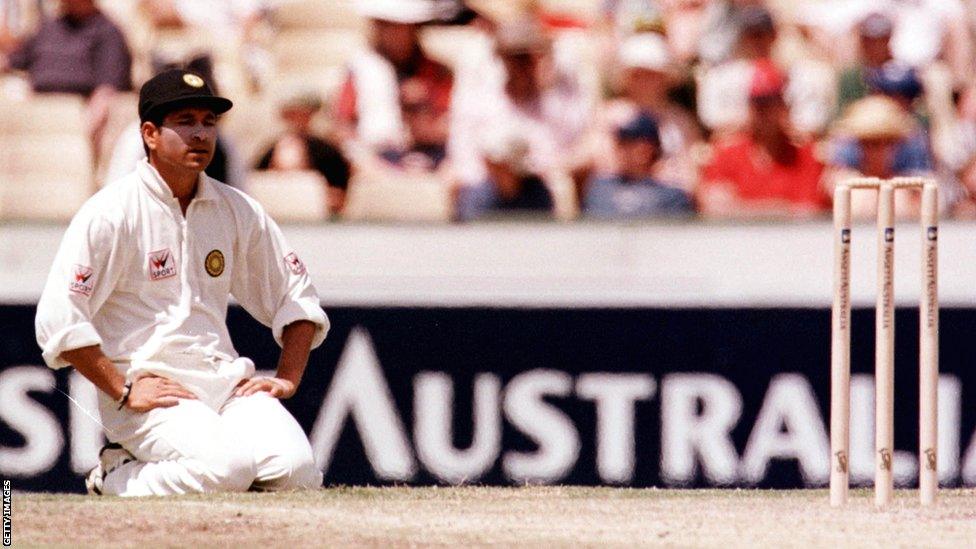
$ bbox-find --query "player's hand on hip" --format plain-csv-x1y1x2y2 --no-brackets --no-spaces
126,375,198,412
233,377,296,399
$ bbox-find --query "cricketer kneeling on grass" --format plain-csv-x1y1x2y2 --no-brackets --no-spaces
34,69,329,496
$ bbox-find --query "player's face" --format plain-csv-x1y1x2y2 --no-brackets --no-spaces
146,107,218,172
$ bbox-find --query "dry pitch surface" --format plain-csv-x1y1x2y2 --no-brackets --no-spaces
14,487,976,547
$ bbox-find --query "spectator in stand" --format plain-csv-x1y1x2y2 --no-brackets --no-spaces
0,0,31,57
585,112,693,219
698,60,828,218
837,12,893,114
828,95,936,219
141,0,270,90
598,32,701,193
255,90,351,214
453,19,592,220
2,0,131,151
834,62,933,176
377,78,449,173
696,4,777,137
335,0,453,159
885,0,972,92
695,3,837,139
831,95,924,180
696,0,763,66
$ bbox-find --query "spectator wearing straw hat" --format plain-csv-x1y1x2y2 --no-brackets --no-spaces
831,94,931,180
829,94,937,219
832,62,933,185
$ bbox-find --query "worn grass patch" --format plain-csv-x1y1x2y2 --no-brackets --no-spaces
12,487,976,547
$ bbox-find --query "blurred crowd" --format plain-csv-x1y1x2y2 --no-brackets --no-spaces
4,0,976,221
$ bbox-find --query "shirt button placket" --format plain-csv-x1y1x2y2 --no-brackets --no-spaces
175,200,191,311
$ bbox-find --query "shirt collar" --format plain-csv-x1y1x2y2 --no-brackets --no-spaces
137,159,218,204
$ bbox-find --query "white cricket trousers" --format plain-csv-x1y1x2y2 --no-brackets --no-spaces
98,391,322,496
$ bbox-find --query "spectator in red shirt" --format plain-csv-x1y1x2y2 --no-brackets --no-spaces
698,61,829,219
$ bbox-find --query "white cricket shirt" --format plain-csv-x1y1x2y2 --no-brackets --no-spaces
35,160,329,387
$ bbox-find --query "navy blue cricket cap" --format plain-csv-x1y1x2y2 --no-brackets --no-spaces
138,69,233,123
616,112,661,146
867,61,923,100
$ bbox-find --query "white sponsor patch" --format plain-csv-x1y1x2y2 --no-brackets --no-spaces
147,248,177,281
69,265,94,296
284,252,306,275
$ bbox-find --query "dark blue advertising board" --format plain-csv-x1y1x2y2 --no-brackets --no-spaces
3,305,976,492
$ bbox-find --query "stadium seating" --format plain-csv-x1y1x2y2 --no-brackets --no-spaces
0,173,93,221
246,170,331,222
343,173,454,222
0,94,93,220
0,93,86,135
271,29,365,74
272,0,364,31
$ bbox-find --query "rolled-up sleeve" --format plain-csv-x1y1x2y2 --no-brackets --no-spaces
231,202,329,350
35,207,120,369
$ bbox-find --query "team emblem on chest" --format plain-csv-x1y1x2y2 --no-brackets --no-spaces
147,248,177,281
205,249,225,277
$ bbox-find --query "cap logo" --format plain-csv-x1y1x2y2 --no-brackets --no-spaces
183,74,205,88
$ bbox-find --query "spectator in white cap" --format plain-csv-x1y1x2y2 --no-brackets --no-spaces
334,0,453,157
592,32,700,194
451,17,591,220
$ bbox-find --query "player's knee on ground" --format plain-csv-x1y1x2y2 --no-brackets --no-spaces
253,445,322,491
191,446,258,492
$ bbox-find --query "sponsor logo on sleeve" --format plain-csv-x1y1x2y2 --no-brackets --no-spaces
147,248,177,281
284,252,306,275
69,265,94,296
